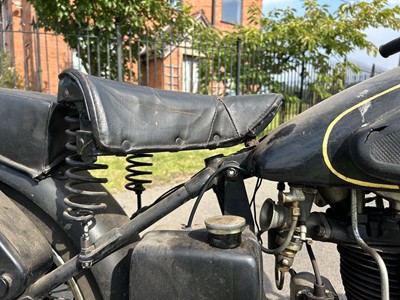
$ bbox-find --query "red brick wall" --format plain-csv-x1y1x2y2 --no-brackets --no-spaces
4,0,261,94
184,0,263,30
159,1,265,95
140,58,165,90
7,0,72,94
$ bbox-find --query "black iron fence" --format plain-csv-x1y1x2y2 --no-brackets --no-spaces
0,18,386,129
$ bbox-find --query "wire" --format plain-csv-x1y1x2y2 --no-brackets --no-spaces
305,242,323,286
186,165,246,228
130,183,184,219
250,178,263,235
261,212,298,255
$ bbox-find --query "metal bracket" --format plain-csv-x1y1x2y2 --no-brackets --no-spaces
213,173,254,231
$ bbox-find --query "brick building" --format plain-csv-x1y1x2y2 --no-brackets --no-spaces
184,0,262,30
0,0,262,94
0,0,72,93
144,0,262,93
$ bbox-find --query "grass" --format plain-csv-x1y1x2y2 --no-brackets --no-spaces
93,145,242,193
91,103,306,193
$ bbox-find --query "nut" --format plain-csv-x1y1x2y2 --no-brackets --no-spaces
0,274,12,298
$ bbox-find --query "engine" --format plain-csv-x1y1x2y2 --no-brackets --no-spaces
258,184,400,300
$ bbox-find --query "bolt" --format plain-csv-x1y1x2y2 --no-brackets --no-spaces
281,258,290,266
317,226,326,237
0,274,12,298
225,167,238,179
81,261,92,269
292,206,301,216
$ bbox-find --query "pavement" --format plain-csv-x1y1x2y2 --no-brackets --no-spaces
115,178,347,299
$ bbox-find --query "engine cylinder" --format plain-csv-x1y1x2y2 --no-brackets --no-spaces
338,244,400,299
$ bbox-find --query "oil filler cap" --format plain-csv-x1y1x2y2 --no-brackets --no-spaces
205,215,246,249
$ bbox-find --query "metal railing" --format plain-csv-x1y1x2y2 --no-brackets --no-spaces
0,18,385,129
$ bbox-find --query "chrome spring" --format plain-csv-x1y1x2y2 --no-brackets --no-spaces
63,109,108,224
125,153,153,210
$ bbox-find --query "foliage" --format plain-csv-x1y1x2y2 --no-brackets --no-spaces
196,0,400,99
0,50,23,89
29,0,196,80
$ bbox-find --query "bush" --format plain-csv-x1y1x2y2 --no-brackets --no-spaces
0,50,23,89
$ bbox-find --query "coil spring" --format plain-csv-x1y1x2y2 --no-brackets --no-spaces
63,110,108,224
125,153,153,210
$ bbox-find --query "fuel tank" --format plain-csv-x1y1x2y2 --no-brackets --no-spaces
250,67,400,190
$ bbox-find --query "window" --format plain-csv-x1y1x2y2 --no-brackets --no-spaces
168,0,180,8
183,55,200,93
72,50,87,74
222,0,242,24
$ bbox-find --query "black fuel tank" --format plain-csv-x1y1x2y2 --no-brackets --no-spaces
250,67,400,190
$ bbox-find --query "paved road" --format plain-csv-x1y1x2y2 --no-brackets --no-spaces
116,178,346,299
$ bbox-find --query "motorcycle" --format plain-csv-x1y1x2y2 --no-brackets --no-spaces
1,37,400,300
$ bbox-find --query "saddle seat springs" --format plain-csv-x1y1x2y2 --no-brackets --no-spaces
125,153,153,211
63,108,108,267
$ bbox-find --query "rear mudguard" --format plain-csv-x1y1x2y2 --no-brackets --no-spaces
0,189,53,300
0,162,137,299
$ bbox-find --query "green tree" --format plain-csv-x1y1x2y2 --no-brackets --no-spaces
29,0,195,80
0,50,23,89
198,0,400,99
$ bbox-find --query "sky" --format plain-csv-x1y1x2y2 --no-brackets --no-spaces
262,0,400,71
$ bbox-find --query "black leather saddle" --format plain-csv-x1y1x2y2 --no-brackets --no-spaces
57,69,282,154
0,89,68,178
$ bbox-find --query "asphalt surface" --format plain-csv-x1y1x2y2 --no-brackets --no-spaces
116,178,347,299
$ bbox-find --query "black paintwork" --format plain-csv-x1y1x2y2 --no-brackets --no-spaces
0,190,52,300
351,110,400,183
250,67,400,190
214,174,255,230
0,164,136,299
130,229,263,300
0,89,69,178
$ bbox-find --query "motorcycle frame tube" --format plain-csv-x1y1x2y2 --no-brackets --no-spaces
20,167,215,299
19,150,252,299
0,163,135,299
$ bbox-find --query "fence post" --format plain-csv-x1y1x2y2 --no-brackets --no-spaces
370,63,375,78
236,36,241,95
22,16,29,89
34,17,42,92
116,18,123,82
280,100,286,125
299,60,305,114
9,13,17,88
